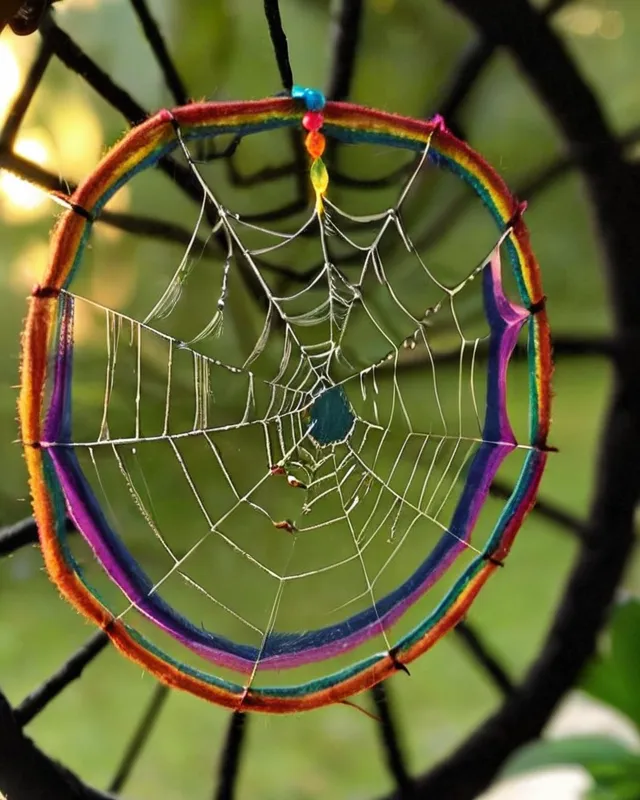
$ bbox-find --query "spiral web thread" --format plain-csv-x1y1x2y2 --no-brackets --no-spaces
47,123,529,693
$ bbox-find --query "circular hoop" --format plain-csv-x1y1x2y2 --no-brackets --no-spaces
20,97,552,712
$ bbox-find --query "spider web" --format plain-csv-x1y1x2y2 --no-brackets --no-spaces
46,124,530,692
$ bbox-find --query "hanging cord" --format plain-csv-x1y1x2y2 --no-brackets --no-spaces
263,0,294,93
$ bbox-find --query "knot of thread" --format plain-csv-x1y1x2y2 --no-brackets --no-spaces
292,85,327,213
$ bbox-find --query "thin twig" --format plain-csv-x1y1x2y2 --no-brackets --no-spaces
410,120,640,259
44,19,277,306
14,632,110,727
491,479,585,538
0,149,221,253
433,39,494,137
370,682,412,793
431,0,573,133
43,20,201,199
393,335,614,372
108,683,170,793
46,19,147,125
0,22,54,149
327,0,364,101
454,621,514,696
129,0,189,106
0,516,40,556
97,209,219,253
0,515,75,557
214,712,248,800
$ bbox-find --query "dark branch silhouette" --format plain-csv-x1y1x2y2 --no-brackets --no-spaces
15,632,110,727
491,479,585,539
432,0,572,135
0,2,637,799
0,515,75,556
327,0,364,102
129,0,189,106
0,689,116,800
378,2,640,795
215,712,248,800
108,684,170,793
454,622,514,696
371,682,412,793
0,27,53,149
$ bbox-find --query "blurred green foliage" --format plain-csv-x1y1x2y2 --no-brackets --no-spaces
502,598,640,800
0,1,639,798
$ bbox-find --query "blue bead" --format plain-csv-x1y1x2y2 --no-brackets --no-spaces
291,84,307,100
291,85,326,111
304,88,326,111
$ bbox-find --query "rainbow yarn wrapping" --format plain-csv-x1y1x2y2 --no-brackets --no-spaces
19,92,552,713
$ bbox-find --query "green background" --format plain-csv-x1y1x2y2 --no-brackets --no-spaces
0,1,638,798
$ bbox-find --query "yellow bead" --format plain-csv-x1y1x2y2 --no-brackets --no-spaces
310,158,329,196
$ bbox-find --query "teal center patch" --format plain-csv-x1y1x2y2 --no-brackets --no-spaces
308,385,355,446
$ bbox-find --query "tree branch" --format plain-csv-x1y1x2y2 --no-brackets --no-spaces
454,622,514,697
214,712,248,800
382,3,640,795
15,632,110,727
327,0,364,101
129,0,189,106
0,689,116,800
108,683,169,793
371,682,411,793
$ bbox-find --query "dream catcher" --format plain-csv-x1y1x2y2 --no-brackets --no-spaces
19,30,552,716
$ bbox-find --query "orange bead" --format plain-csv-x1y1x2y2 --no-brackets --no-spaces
306,131,326,159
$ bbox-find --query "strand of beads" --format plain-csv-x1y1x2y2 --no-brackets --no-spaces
292,85,329,214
